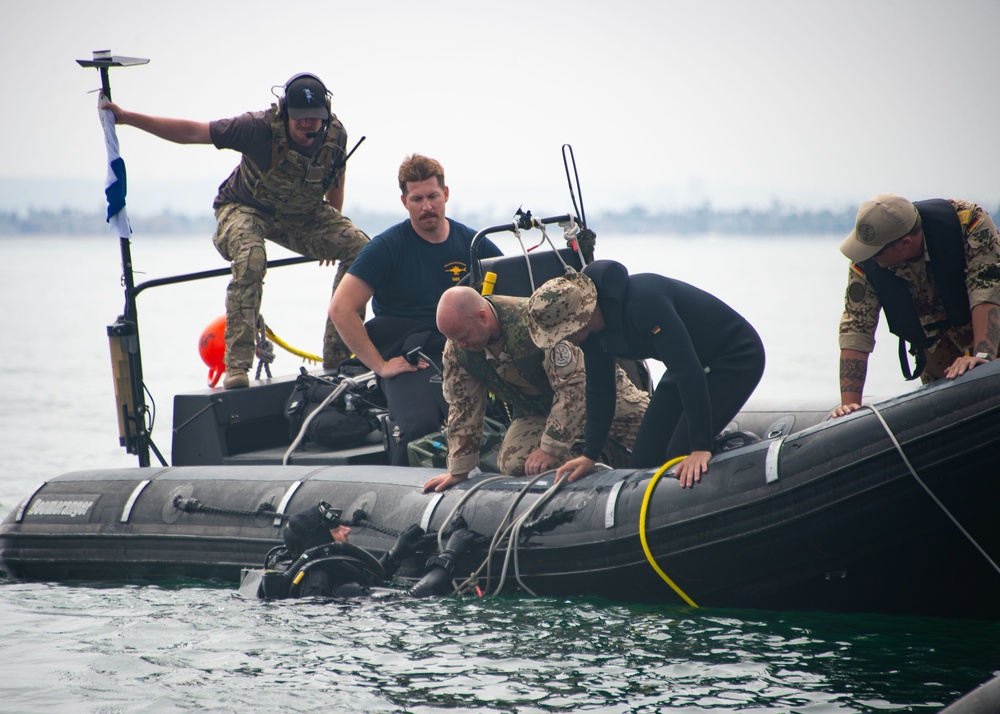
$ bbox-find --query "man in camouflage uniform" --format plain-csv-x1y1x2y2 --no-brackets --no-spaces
834,193,1000,418
422,286,649,493
103,73,369,389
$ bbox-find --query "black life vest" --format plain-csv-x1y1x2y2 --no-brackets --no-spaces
859,199,969,380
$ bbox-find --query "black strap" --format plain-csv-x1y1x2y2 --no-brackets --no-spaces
898,337,927,381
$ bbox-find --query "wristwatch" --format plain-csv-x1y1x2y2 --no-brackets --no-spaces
974,352,993,361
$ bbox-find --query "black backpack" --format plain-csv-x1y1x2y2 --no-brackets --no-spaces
284,364,385,450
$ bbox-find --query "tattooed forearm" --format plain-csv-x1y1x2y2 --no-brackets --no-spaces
973,305,1000,358
840,358,867,395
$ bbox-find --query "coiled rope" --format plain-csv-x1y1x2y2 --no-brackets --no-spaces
246,315,326,382
447,472,568,597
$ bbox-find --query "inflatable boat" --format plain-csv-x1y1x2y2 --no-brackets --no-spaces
3,207,1000,619
4,355,1000,618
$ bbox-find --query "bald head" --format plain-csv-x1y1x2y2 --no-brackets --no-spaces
437,287,498,351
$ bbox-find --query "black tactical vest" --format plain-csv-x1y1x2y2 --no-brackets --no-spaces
860,199,968,379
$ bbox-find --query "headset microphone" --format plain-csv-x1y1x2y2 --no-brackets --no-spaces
305,131,319,138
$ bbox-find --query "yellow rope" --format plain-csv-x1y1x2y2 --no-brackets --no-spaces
264,326,322,364
638,456,699,607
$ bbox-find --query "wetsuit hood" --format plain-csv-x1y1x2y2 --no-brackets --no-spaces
583,259,629,349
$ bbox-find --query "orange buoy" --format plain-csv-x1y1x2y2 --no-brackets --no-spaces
198,315,227,387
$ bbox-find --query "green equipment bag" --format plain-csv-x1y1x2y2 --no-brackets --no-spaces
407,417,507,473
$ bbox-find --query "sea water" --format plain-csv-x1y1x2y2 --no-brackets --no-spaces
0,233,996,713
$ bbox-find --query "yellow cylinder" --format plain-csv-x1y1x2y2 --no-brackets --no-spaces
481,271,497,296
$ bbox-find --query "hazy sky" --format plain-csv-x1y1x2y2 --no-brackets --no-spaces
5,0,1000,218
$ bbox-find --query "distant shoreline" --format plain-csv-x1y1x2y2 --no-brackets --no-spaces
0,204,883,236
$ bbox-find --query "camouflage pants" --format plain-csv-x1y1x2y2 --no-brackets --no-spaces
497,409,642,476
212,203,369,371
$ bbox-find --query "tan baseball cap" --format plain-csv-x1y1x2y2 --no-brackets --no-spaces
527,272,598,349
840,193,919,262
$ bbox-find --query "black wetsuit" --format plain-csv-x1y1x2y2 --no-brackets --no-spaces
580,260,765,467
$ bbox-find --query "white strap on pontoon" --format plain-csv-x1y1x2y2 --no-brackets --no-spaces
604,479,626,528
274,481,303,527
120,479,151,523
765,437,785,483
419,492,445,531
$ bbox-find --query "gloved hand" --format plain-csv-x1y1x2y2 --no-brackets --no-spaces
386,524,425,564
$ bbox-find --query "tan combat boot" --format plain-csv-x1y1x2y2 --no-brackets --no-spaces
224,369,250,390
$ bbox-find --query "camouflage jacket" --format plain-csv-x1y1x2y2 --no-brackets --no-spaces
840,199,1000,369
443,296,586,475
224,105,347,216
454,297,554,416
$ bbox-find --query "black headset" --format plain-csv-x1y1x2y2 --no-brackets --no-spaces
277,72,332,119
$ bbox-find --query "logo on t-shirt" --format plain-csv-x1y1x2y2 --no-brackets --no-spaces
444,261,468,282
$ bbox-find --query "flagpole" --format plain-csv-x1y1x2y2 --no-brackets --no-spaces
77,51,164,468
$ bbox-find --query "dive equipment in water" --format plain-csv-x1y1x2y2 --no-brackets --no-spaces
409,529,478,598
381,523,426,578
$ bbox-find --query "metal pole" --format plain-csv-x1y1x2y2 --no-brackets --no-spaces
77,50,156,466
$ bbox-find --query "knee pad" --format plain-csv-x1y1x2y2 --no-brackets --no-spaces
231,243,267,287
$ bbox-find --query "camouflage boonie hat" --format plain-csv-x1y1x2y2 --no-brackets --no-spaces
527,272,598,349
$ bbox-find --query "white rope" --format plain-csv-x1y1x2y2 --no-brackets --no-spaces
560,218,580,244
508,476,567,595
533,219,576,276
507,222,538,294
434,474,510,552
484,472,553,595
440,472,542,594
445,471,566,597
865,403,1000,577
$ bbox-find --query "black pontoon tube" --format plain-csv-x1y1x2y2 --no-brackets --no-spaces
864,403,1000,578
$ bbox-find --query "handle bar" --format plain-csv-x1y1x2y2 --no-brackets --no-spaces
469,212,577,286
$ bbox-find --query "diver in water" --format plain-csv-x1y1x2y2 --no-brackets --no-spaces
244,501,477,599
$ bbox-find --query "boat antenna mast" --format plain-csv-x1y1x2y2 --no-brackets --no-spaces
561,144,595,263
77,50,165,468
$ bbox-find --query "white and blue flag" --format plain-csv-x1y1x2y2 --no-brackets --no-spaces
98,92,132,238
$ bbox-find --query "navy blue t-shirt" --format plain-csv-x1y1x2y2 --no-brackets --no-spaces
348,218,502,324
